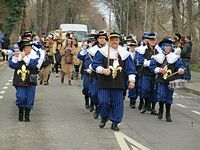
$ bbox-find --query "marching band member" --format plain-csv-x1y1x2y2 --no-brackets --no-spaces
149,38,185,122
85,31,107,118
91,32,137,131
127,40,138,109
77,35,96,110
9,39,41,122
136,32,161,115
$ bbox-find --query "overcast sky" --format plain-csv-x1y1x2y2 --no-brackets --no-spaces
94,1,116,30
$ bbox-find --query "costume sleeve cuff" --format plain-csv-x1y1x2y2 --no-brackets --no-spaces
37,59,43,69
143,59,150,67
128,74,136,82
23,56,30,65
96,66,104,74
154,67,161,74
80,49,87,56
12,56,18,63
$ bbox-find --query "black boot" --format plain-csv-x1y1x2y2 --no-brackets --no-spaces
25,108,31,122
129,99,136,109
138,98,144,110
151,102,158,115
93,105,99,119
141,99,148,113
146,100,151,111
99,118,108,128
85,96,89,109
18,107,24,122
89,101,94,112
158,102,164,120
140,103,146,113
111,123,119,131
166,104,172,122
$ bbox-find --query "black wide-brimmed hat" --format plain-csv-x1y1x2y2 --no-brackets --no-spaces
110,32,120,39
174,33,182,41
127,40,137,46
147,32,157,40
158,38,173,47
18,39,33,51
21,31,32,39
95,30,107,40
124,35,133,42
88,34,96,41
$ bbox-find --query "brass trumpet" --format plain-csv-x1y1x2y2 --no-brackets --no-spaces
162,64,172,80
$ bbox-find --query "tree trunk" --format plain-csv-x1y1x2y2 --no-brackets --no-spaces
172,0,182,33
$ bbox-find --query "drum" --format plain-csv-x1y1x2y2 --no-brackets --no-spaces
168,79,186,89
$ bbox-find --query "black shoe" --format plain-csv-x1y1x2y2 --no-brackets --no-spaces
140,105,146,113
151,109,158,115
25,108,31,122
138,100,144,110
18,107,24,122
146,104,151,111
131,103,136,109
129,100,136,109
85,96,89,109
99,118,108,128
111,123,119,131
89,102,94,112
166,113,172,122
158,111,163,120
93,109,99,119
89,105,94,112
40,81,43,85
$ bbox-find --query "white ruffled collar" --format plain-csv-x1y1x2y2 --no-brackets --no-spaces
136,45,147,54
166,52,179,64
99,45,130,60
87,45,102,57
136,44,162,54
152,52,179,64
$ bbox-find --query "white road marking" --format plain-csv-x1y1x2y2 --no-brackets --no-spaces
5,83,10,86
131,145,139,150
8,79,12,82
0,90,6,94
191,110,200,115
0,95,3,99
114,132,150,150
176,103,187,108
2,86,8,90
11,77,13,79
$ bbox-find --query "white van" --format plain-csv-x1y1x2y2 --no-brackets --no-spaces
54,24,88,42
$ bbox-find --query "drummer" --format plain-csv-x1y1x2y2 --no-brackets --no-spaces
149,38,185,122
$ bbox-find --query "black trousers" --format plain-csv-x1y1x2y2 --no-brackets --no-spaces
54,63,61,74
74,65,80,73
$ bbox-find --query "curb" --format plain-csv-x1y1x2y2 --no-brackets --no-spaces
183,86,200,96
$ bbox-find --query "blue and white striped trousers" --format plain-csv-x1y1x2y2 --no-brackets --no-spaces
98,88,124,124
82,74,91,97
90,77,99,105
141,76,156,101
15,85,36,109
128,76,139,101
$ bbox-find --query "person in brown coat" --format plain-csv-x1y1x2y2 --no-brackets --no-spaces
60,38,75,85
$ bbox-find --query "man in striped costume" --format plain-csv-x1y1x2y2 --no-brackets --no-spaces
91,32,137,131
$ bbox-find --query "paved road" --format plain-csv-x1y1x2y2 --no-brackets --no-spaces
0,63,200,150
